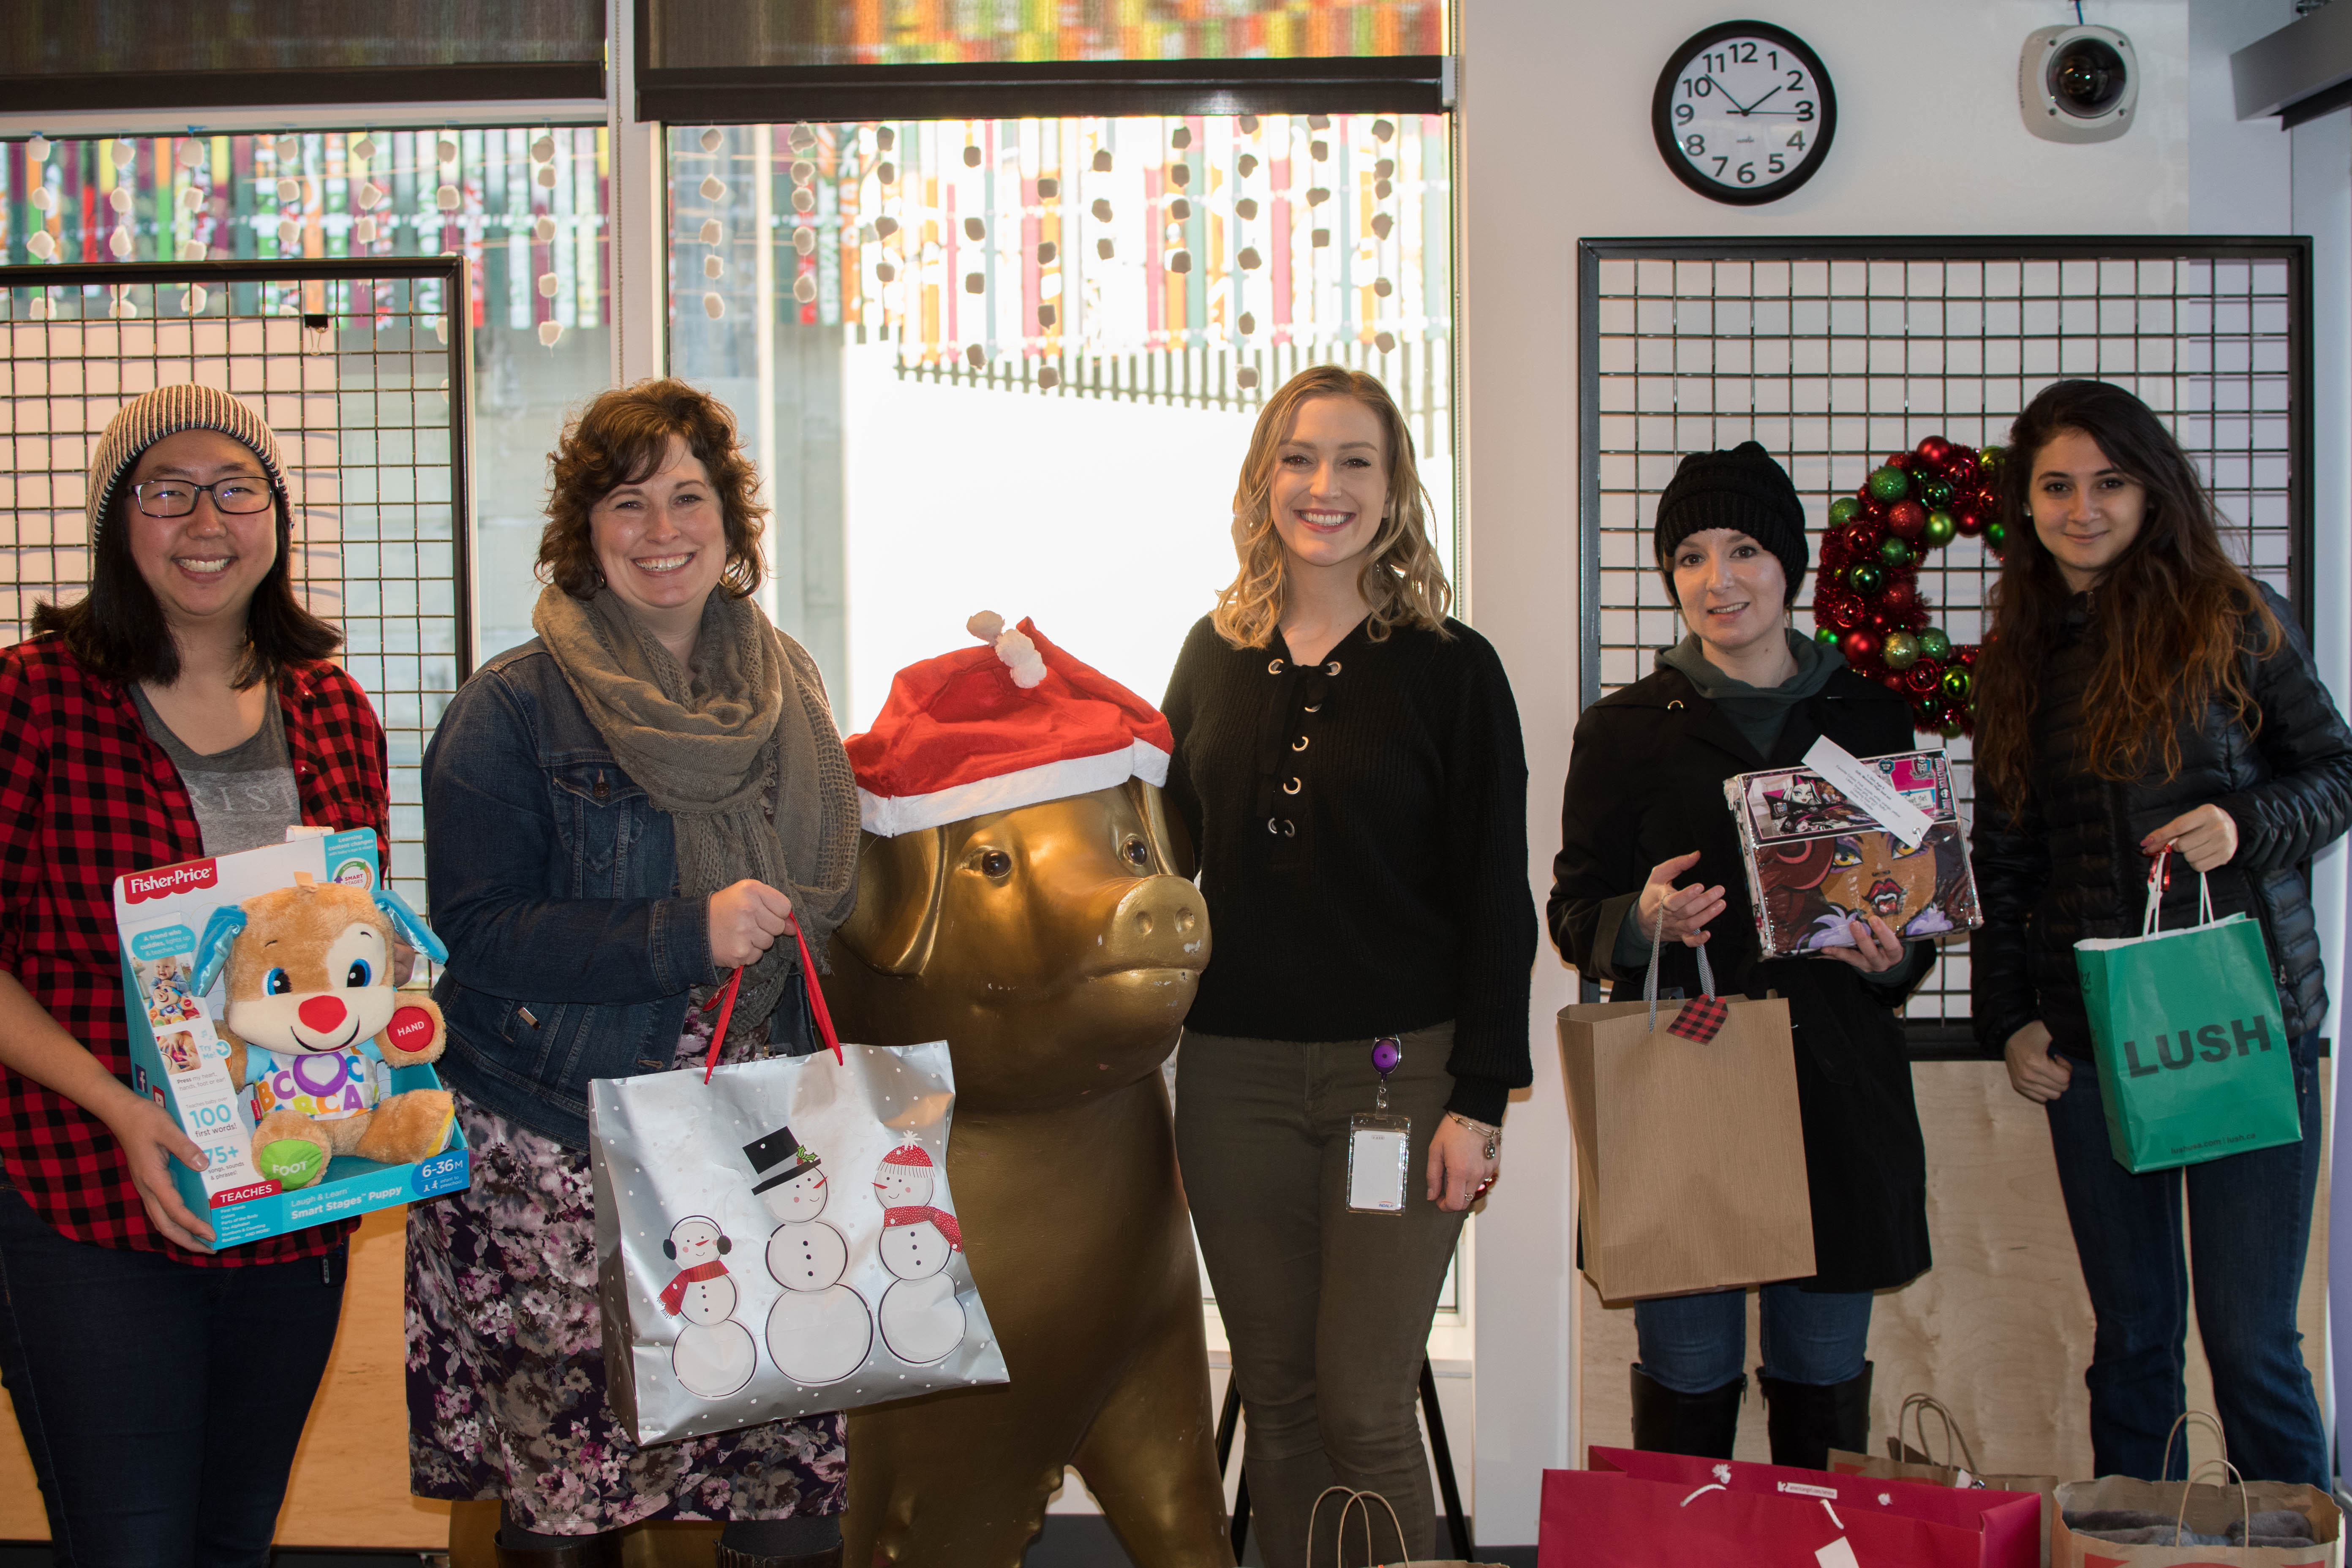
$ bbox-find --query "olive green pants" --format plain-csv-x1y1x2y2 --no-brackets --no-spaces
1175,1024,1466,1568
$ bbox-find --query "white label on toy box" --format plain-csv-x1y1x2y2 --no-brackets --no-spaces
1802,737,1933,848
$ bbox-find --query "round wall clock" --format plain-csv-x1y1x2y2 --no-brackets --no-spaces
1652,21,1837,205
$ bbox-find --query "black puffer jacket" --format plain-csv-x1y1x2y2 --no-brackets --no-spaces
1971,583,2352,1062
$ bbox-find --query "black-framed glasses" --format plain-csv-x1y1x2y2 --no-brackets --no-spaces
132,477,276,518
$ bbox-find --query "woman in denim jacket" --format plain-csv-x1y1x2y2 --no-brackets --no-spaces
405,381,861,1568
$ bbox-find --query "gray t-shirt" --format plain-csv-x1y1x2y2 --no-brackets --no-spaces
131,686,302,855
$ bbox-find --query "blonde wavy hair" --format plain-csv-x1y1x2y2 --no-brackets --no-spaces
1211,365,1453,649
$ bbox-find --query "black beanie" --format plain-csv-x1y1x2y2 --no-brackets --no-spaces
1653,441,1808,606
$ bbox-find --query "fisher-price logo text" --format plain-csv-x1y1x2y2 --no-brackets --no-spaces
125,861,218,903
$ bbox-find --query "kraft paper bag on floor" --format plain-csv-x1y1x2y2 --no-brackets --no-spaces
1829,1394,2059,1568
2076,853,2301,1174
1558,930,1813,1301
2052,1475,2340,1566
1536,1449,2039,1568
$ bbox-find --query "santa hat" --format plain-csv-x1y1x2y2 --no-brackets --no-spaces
879,1143,934,1171
885,1205,964,1251
845,612,1173,838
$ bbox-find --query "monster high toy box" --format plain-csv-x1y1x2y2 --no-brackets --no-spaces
113,830,470,1247
1723,746,1982,959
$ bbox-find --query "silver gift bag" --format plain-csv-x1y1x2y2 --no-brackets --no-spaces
589,1039,1008,1447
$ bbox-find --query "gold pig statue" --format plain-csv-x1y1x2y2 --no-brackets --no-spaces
823,615,1232,1568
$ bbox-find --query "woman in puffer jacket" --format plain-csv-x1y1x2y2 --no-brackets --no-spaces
1971,378,2352,1488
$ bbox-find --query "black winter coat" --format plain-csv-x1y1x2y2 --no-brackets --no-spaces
1549,664,1933,1294
1971,583,2352,1063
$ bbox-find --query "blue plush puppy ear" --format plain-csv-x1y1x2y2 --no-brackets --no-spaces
372,887,449,965
192,906,248,995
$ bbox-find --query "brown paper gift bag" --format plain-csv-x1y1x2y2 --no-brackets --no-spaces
1830,1394,2061,1568
1557,931,1814,1302
2047,1416,2341,1566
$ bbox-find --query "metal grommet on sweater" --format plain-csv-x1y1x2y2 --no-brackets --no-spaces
1292,735,1310,751
1325,660,1342,675
1267,658,1285,674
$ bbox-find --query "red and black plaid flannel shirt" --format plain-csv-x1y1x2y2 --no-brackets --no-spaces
0,634,389,1266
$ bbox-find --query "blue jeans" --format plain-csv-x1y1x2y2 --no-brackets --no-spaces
0,1183,346,1566
1634,1283,1873,1393
2044,1031,2328,1486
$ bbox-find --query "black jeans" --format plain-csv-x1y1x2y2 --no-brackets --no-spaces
0,1183,346,1566
2044,1030,2329,1485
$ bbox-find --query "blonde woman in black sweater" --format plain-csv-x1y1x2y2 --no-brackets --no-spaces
1162,366,1535,1568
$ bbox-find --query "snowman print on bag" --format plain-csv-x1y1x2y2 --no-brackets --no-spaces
743,1124,872,1385
659,1216,757,1399
873,1141,936,1208
878,1202,967,1365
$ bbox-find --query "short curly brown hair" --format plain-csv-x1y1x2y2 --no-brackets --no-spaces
538,378,768,600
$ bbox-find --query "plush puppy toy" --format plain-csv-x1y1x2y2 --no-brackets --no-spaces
193,873,456,1190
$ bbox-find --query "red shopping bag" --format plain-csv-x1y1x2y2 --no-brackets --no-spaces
1537,1448,2040,1568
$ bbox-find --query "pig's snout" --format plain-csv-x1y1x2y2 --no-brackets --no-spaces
1101,875,1210,973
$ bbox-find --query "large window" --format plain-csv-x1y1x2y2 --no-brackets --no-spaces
667,111,1454,727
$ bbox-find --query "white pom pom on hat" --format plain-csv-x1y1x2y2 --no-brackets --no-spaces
845,613,1173,837
967,608,1048,689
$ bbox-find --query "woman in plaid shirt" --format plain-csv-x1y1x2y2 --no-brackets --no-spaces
0,386,389,1565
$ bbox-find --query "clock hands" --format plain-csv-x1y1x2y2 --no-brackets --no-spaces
1730,82,1786,115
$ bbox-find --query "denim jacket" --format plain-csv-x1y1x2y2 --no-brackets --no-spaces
422,638,804,1148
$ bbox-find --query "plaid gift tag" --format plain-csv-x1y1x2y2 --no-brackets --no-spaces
1666,994,1730,1044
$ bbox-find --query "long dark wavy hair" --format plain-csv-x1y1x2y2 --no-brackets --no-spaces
1974,379,2282,811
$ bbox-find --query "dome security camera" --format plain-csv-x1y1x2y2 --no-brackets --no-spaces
2019,24,2138,143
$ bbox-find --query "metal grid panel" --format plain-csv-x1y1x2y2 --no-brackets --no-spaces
1577,239,2311,1035
0,258,471,915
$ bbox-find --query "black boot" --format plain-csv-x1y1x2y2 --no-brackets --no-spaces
716,1515,845,1567
715,1548,842,1568
1759,1361,1873,1471
1630,1364,1745,1459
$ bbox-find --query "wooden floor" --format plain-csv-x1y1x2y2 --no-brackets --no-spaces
1576,1059,2333,1479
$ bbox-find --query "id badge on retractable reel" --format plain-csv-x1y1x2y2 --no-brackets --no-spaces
1347,1034,1410,1215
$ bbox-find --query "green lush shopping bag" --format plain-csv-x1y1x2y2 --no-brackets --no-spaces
2075,854,2300,1174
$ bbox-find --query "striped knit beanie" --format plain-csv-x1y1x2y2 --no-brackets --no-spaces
85,384,290,542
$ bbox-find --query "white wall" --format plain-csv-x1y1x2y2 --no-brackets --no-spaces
1457,0,2323,1545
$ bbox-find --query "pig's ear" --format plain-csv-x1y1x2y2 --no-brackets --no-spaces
835,827,946,976
1127,779,1189,878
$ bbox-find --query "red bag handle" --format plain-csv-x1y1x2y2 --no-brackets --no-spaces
701,914,845,1083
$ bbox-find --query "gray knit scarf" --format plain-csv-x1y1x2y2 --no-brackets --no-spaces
532,584,860,1044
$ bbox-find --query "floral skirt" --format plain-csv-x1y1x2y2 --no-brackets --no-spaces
404,1016,846,1531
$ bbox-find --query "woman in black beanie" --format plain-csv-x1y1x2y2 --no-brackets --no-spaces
1549,441,1934,1466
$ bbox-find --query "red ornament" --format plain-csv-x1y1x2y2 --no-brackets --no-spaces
1944,452,1979,485
1840,629,1880,667
1903,664,1943,697
1885,500,1928,539
1951,506,1986,538
1915,436,1952,467
1886,452,1915,471
1841,518,1884,552
1880,580,1921,620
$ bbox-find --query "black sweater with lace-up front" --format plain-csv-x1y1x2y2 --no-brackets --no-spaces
1160,613,1536,1124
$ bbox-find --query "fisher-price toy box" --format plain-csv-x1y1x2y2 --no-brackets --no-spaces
114,830,470,1247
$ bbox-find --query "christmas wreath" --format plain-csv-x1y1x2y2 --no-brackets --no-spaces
1811,435,2009,738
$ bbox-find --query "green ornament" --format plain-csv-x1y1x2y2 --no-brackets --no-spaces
1918,627,1952,661
1922,509,1957,547
1881,631,1921,670
1828,496,1862,526
1919,478,1955,509
1878,537,1916,568
1941,667,1973,700
1846,561,1885,596
1815,626,1840,648
1866,466,1910,502
1985,519,2007,550
1940,716,1967,739
1979,444,2004,470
